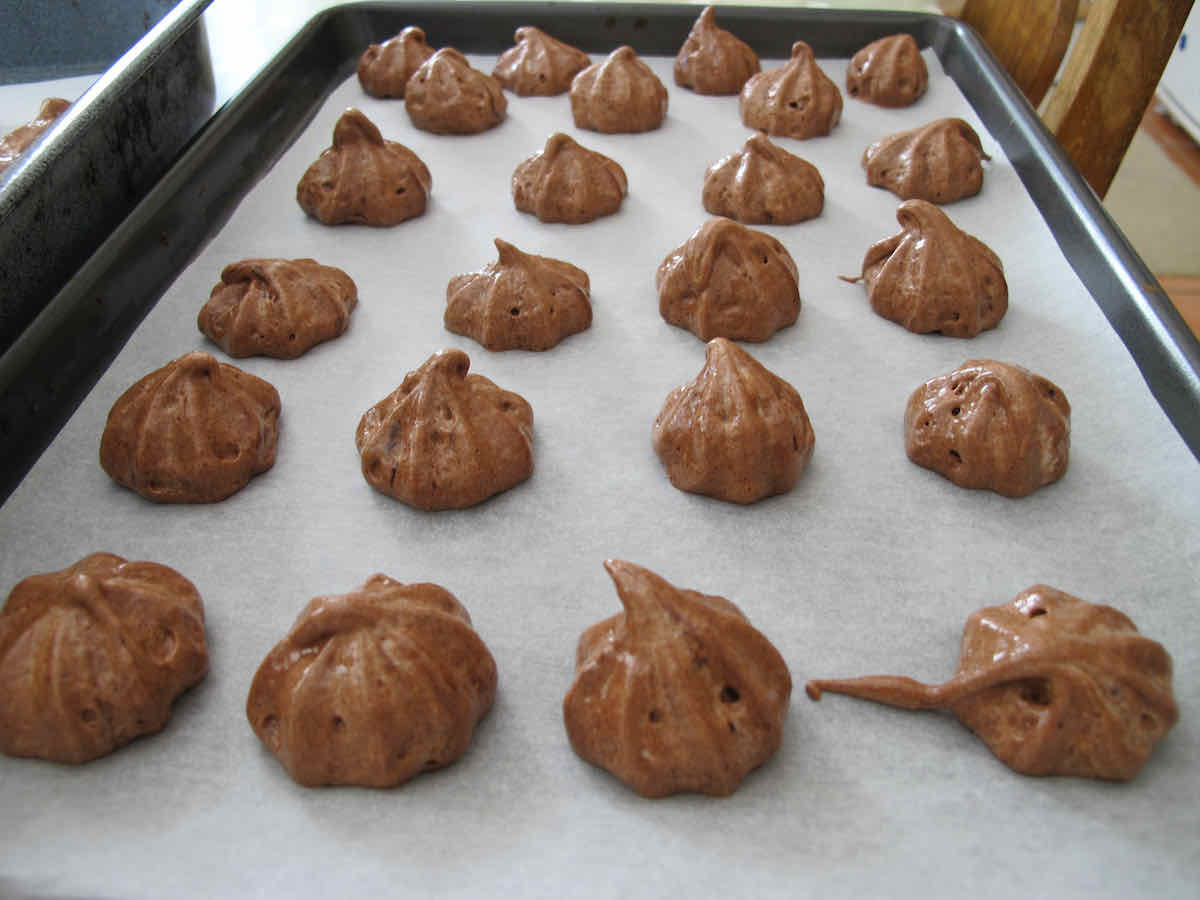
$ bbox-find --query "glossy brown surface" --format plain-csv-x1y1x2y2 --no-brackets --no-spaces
99,351,280,503
405,47,507,134
0,553,208,764
563,560,792,797
296,108,431,226
702,133,824,225
657,217,800,342
356,26,435,99
848,199,1006,337
904,358,1069,497
492,26,590,96
511,132,627,224
653,338,814,504
0,97,70,174
198,258,357,359
569,46,668,133
247,575,496,788
807,584,1178,780
862,117,989,203
445,238,591,351
355,349,533,510
846,34,928,107
739,41,842,139
673,6,760,96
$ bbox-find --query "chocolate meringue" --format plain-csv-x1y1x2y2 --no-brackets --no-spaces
569,46,668,133
863,117,990,203
247,575,496,788
564,560,792,797
99,351,280,503
846,199,1006,337
512,132,628,224
904,359,1070,497
297,108,431,226
702,133,824,224
445,239,592,351
0,553,208,764
654,338,814,504
493,26,590,96
846,34,928,107
405,47,507,134
198,258,358,359
740,41,842,139
657,217,800,342
356,349,533,510
674,6,760,95
807,585,1178,780
356,26,435,98
0,97,70,174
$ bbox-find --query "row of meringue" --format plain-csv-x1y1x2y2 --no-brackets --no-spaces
0,554,1177,792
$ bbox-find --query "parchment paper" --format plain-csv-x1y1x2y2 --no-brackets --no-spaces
1,47,1197,899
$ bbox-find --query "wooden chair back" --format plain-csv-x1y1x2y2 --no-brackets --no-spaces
954,0,1194,197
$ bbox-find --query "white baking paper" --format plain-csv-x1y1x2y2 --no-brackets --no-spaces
1,46,1197,900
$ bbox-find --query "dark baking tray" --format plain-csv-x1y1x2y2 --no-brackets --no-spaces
1,1,1198,504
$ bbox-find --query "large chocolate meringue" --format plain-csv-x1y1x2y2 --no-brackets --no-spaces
493,26,590,96
512,132,628,224
356,26,435,98
740,41,842,139
198,258,358,359
355,349,533,510
405,47,507,134
0,553,208,764
863,117,990,203
657,217,800,342
99,351,280,503
702,133,824,225
445,238,592,351
846,199,1006,337
247,575,497,788
904,359,1070,497
654,338,814,504
0,97,70,174
846,33,928,107
297,108,431,226
807,585,1178,780
674,6,760,95
569,46,668,133
564,560,792,797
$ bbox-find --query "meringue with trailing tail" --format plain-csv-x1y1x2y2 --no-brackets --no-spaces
247,575,496,787
569,45,668,133
654,338,815,504
564,560,792,797
0,553,208,764
739,41,842,138
844,199,1006,337
862,117,990,203
807,585,1177,780
674,6,760,95
296,108,431,226
355,349,533,510
493,26,590,95
445,238,591,351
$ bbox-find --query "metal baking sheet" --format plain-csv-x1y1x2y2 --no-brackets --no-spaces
0,4,1197,898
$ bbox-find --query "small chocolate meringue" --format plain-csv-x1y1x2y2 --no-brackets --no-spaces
674,6,760,95
356,26,435,98
740,41,842,139
405,48,507,134
846,33,928,107
512,132,628,224
863,117,990,203
569,46,668,133
703,133,824,225
493,26,590,95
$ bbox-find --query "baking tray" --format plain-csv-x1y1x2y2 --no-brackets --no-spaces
1,1,1197,506
0,4,1197,898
